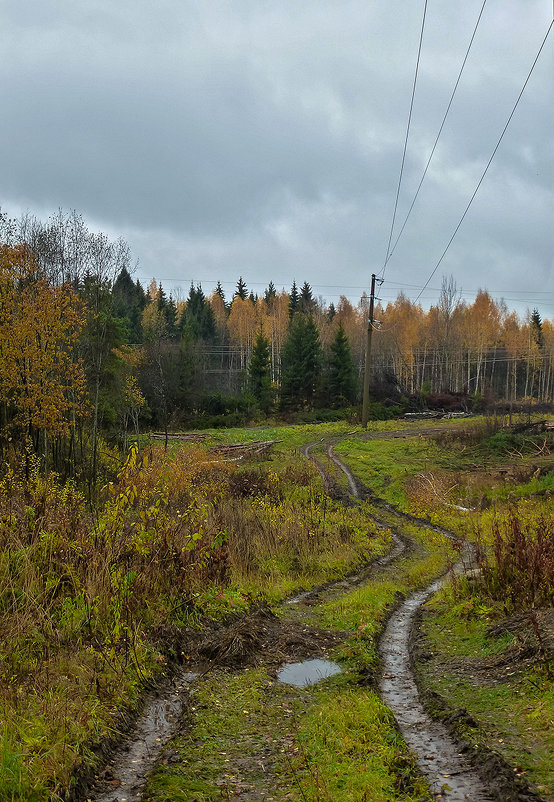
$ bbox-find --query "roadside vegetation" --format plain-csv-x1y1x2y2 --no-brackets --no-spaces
0,423,392,800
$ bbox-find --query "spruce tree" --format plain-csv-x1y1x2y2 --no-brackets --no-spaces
156,283,168,313
264,281,276,305
300,281,314,313
235,276,248,300
327,323,358,407
112,267,146,342
179,284,216,341
289,280,299,319
248,328,273,413
165,294,178,339
280,314,322,410
531,309,543,347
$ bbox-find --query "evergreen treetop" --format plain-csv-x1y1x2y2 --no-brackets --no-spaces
300,281,314,313
235,276,248,300
264,281,276,304
289,280,299,319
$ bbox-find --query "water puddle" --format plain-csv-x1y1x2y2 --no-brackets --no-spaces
92,670,198,802
277,658,341,687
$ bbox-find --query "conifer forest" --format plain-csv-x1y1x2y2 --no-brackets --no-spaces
1,210,552,470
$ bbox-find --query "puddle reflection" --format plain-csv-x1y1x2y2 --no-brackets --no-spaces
277,658,341,687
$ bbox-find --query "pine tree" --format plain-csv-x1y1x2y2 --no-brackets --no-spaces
215,281,226,302
235,276,248,300
327,302,336,322
248,328,273,413
327,323,358,407
280,314,322,410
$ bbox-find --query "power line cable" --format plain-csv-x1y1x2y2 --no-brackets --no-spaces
135,274,553,299
380,0,428,280
414,18,554,305
385,0,487,268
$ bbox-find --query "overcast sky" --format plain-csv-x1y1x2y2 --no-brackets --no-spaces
1,1,553,317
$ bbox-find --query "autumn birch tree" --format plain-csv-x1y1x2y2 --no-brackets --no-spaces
0,245,87,466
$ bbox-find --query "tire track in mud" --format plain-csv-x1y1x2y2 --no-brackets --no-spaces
300,441,406,570
86,432,493,801
318,439,495,801
85,442,408,802
90,672,198,802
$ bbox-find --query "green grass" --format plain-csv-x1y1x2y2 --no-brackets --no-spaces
428,672,554,796
487,471,554,501
334,437,442,509
419,592,513,658
0,732,46,802
145,666,431,802
145,669,272,801
145,465,459,802
419,592,554,799
316,521,455,669
292,686,430,802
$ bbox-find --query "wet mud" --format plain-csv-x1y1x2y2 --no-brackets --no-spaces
92,672,198,802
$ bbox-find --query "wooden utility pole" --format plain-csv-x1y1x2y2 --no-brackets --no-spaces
361,273,380,427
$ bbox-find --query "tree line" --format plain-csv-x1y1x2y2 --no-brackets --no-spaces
1,209,552,482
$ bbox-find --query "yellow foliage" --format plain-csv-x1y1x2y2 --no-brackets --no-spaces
0,244,88,439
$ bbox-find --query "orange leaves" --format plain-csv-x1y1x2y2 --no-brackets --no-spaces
227,296,258,349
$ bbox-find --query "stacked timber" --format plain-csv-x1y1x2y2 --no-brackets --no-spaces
149,432,209,442
210,440,282,461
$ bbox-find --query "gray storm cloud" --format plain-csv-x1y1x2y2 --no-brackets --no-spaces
1,0,552,313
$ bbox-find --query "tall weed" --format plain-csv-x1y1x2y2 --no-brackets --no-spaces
476,508,554,609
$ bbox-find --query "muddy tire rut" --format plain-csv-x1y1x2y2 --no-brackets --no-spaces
304,441,493,799
323,440,545,802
